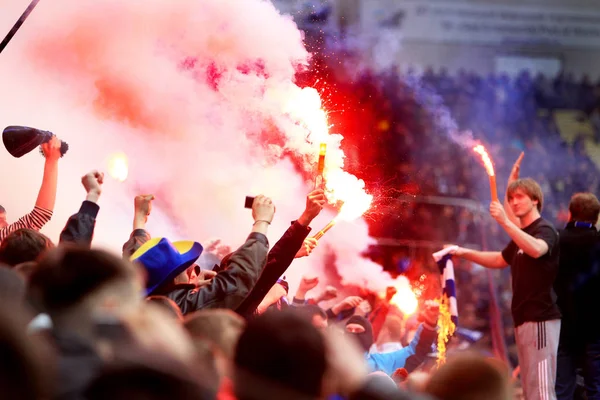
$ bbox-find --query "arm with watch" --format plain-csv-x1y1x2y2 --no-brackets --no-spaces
235,189,326,317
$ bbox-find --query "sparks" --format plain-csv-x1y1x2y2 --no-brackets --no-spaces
436,294,456,367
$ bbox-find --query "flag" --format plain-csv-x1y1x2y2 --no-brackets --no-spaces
433,247,458,326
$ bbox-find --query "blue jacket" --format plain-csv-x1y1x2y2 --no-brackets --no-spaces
366,324,437,375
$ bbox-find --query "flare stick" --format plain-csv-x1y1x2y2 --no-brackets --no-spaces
0,0,41,55
313,218,337,240
489,175,498,203
314,143,326,189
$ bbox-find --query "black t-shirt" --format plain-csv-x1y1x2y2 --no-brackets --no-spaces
501,217,561,327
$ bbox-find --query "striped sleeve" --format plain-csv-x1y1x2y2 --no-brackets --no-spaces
0,206,53,242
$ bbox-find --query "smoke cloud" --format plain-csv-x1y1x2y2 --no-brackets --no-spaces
0,0,406,293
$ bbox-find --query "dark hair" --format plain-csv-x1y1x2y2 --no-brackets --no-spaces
146,296,183,321
507,178,544,212
29,247,135,313
0,205,5,213
234,310,326,400
569,193,600,224
424,353,510,400
184,309,245,358
0,266,26,304
85,354,209,400
0,229,54,267
0,304,55,399
297,304,327,321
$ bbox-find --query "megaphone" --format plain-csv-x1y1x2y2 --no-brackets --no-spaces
2,126,68,158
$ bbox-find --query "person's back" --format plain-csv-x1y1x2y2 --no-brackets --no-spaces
556,221,600,332
554,193,600,399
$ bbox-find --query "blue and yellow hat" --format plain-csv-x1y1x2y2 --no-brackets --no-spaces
131,238,203,296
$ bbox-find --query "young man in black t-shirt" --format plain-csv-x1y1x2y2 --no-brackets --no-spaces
449,174,560,400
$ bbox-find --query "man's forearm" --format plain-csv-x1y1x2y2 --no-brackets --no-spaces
459,249,506,269
35,160,58,211
500,219,548,258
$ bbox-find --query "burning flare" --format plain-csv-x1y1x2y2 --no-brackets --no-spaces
390,286,418,316
436,294,457,367
108,152,129,182
473,144,498,202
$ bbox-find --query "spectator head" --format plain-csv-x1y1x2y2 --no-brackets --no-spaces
29,247,142,320
568,192,600,224
146,296,183,321
130,238,203,295
0,303,55,400
424,353,512,400
185,309,245,384
0,266,26,305
298,305,328,330
345,315,374,352
377,316,404,344
184,309,245,360
0,205,6,228
507,178,544,214
234,309,327,400
0,229,54,267
85,352,209,400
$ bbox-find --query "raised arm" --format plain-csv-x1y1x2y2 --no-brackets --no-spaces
173,195,275,314
448,245,508,269
235,190,325,316
491,201,552,259
122,195,154,258
504,152,524,228
35,136,62,211
0,137,63,242
59,171,103,247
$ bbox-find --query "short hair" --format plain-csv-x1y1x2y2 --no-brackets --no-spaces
0,205,5,213
569,193,600,224
424,353,511,400
0,229,54,267
147,296,183,321
383,316,404,342
29,247,136,313
234,310,326,400
0,266,26,304
0,304,55,399
297,304,327,321
184,309,245,359
85,353,209,400
507,178,544,212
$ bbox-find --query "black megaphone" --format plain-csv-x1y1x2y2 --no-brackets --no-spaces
2,125,69,158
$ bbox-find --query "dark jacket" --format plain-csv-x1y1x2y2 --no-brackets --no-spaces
123,230,270,314
59,201,99,247
235,221,311,317
555,222,600,337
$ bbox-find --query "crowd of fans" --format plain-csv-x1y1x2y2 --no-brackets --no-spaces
0,140,520,399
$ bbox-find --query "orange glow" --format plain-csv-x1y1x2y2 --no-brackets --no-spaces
390,287,418,316
473,144,495,177
319,143,327,156
108,152,129,182
284,87,372,220
436,295,456,367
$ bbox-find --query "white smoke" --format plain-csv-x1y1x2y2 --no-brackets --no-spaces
0,0,407,294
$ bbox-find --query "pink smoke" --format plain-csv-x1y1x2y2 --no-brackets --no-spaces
0,0,410,293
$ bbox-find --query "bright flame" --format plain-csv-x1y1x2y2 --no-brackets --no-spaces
473,144,495,177
390,286,418,315
436,294,457,367
328,170,373,221
108,152,129,182
284,87,373,220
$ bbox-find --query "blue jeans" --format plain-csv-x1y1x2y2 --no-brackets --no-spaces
556,325,600,400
